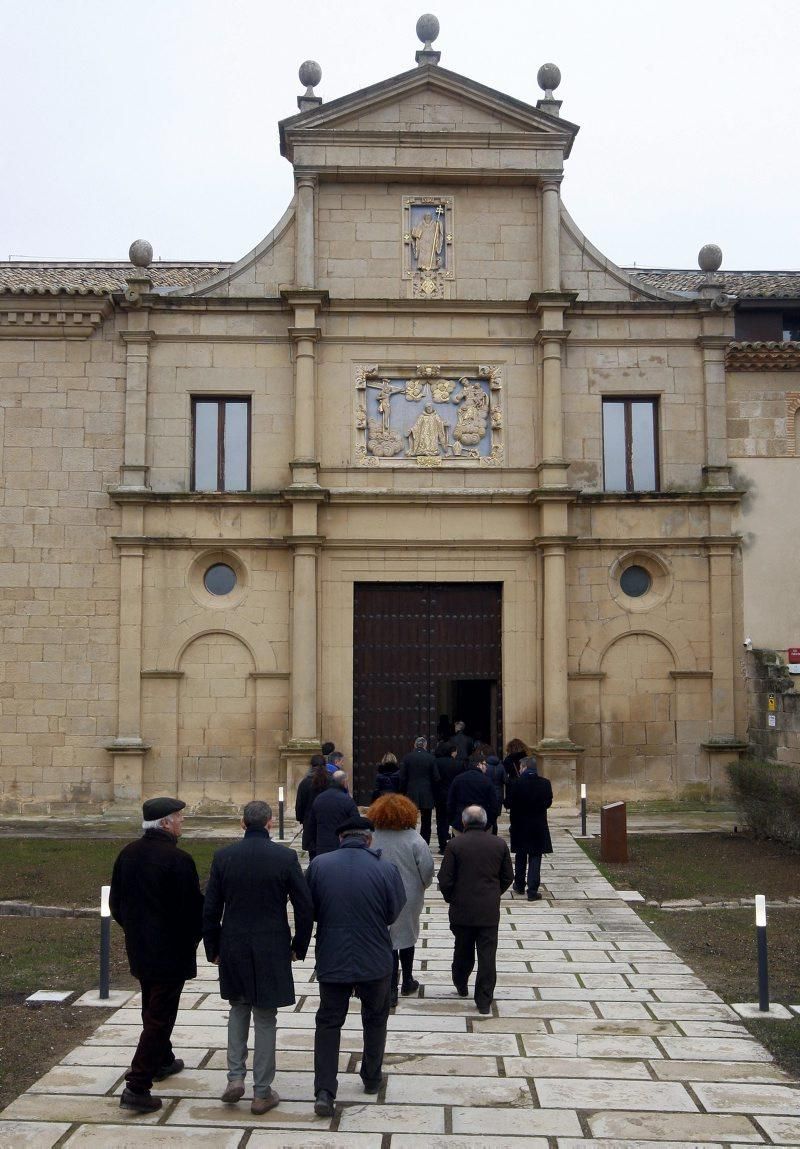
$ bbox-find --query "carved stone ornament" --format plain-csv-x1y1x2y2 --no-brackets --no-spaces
402,196,454,299
355,363,504,467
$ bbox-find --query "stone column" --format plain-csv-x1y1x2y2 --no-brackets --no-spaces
295,176,317,289
119,329,153,488
698,334,732,489
541,179,562,293
538,329,569,481
542,542,570,742
290,327,320,481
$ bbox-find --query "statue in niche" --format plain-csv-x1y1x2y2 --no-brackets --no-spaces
410,207,445,272
407,404,449,457
453,378,489,446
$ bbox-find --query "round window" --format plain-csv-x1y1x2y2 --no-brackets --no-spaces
619,564,652,598
204,563,237,596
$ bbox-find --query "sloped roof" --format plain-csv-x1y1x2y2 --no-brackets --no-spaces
0,262,230,296
628,268,800,300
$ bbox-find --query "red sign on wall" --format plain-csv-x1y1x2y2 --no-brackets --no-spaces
788,648,800,663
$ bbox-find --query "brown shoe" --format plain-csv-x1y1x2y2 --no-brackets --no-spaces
251,1089,280,1115
221,1080,245,1104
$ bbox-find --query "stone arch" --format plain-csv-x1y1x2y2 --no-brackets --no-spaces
599,632,677,800
176,632,257,809
155,618,276,675
578,616,695,675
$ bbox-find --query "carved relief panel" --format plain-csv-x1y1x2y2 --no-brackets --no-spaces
355,363,503,467
402,196,454,299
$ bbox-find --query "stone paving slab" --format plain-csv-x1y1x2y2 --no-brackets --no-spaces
2,826,799,1146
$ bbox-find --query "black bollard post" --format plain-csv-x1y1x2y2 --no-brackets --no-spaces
99,884,111,1000
756,894,769,1012
278,786,285,841
580,783,587,837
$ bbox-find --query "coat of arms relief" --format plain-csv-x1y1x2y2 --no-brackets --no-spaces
355,364,503,467
402,196,454,299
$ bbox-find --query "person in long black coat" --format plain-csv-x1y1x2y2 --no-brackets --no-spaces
399,736,439,845
305,771,358,856
508,756,553,901
433,741,464,852
447,761,498,834
296,755,330,852
110,797,204,1112
203,800,314,1113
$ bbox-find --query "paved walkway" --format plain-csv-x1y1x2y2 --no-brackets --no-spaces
2,827,800,1147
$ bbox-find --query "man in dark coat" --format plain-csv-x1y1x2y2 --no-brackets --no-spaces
304,770,358,857
203,800,313,1115
451,720,474,761
399,735,439,845
438,805,513,1014
447,759,498,835
306,814,406,1117
110,796,204,1112
508,755,553,901
433,741,463,853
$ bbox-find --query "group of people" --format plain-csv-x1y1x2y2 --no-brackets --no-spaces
109,735,553,1120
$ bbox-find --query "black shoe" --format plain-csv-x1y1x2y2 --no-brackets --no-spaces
390,991,399,1008
314,1089,336,1117
527,891,543,901
401,979,420,996
454,983,468,997
362,1076,383,1094
476,1002,492,1015
512,884,525,895
152,1058,184,1081
120,1088,162,1112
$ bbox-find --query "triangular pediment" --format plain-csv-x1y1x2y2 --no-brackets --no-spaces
280,64,578,159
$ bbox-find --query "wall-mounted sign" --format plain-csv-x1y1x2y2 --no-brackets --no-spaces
767,694,777,712
788,647,800,674
768,714,777,728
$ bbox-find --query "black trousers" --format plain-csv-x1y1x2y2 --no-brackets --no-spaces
434,797,450,850
514,851,542,893
451,925,498,1011
314,976,391,1097
126,978,184,1093
418,807,432,845
391,946,415,992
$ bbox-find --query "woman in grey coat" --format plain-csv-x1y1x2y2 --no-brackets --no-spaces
367,792,435,1007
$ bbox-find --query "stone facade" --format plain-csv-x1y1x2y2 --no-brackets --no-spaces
6,32,798,814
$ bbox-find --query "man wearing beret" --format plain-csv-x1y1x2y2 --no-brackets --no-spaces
110,797,204,1112
306,814,406,1117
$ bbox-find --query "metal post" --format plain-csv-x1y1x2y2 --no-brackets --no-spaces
278,786,285,841
755,894,769,1012
99,884,111,1000
580,783,587,837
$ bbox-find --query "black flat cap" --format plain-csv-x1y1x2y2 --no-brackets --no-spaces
336,814,374,836
142,796,185,820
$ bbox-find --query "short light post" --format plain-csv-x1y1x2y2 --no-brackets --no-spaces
580,783,587,837
756,894,769,1012
278,786,285,841
99,885,111,1000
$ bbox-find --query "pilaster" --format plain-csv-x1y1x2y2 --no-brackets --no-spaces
295,175,318,289
540,179,562,292
698,334,733,489
119,329,154,488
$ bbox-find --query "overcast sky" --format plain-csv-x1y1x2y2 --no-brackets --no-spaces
4,0,799,270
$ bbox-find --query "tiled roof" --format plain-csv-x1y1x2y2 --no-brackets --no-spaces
628,269,800,299
726,341,800,371
0,263,231,295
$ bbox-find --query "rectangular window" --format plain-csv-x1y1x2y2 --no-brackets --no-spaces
191,398,251,491
602,398,659,492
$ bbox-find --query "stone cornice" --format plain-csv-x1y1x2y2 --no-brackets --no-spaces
107,488,284,506
0,297,112,339
120,330,156,345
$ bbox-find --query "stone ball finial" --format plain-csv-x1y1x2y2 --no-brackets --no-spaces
698,243,723,273
298,60,322,91
128,239,153,269
416,13,440,47
537,63,562,93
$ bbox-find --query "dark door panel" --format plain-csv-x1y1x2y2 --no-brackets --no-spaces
353,583,502,802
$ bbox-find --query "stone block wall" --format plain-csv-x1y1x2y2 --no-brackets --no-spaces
743,648,800,767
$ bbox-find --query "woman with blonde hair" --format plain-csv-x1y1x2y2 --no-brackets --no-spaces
367,792,434,1007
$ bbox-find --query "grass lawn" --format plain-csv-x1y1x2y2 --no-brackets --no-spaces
581,832,800,1078
0,834,234,1112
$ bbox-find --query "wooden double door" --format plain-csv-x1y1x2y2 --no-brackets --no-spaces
352,582,502,802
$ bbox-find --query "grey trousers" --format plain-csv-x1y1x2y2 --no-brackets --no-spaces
227,998,277,1098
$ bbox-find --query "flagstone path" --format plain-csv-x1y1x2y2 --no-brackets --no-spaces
2,826,799,1147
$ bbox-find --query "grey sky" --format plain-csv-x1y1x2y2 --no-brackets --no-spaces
4,0,798,270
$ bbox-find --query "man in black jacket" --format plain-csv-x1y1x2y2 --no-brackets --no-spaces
399,736,439,845
433,741,463,853
110,796,204,1112
438,805,513,1014
447,759,498,836
305,770,358,857
306,815,406,1117
203,800,314,1114
508,756,553,901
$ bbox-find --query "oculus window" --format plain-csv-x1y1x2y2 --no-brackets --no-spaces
192,398,250,492
203,563,237,596
602,398,659,492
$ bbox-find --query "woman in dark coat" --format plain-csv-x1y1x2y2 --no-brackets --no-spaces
297,756,330,852
507,756,553,901
502,738,529,804
371,752,401,800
